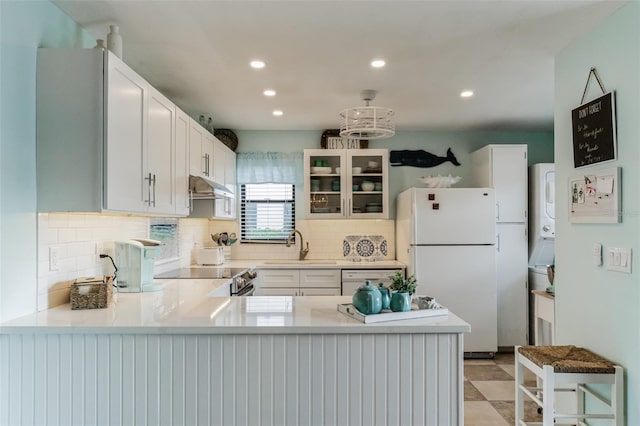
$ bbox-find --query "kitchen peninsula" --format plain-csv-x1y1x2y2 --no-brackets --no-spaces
0,280,469,426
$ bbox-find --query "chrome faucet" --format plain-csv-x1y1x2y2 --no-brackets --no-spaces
286,229,310,260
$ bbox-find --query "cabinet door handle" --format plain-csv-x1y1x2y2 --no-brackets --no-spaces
152,174,157,207
496,233,501,252
496,203,500,220
145,172,152,206
189,190,193,212
203,154,209,176
342,198,345,216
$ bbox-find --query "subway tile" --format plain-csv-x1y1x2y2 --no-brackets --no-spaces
47,288,70,309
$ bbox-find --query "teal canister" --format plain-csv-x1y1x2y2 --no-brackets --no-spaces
352,280,383,315
378,283,391,310
390,291,412,312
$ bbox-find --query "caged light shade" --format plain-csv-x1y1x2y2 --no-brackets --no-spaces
339,90,395,140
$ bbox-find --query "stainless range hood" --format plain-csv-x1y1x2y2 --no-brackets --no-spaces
189,175,233,199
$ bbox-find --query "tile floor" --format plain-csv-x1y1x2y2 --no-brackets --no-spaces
464,351,542,426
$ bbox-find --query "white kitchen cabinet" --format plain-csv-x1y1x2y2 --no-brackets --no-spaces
174,108,191,216
145,87,175,215
470,144,528,222
256,269,341,296
304,149,389,219
203,133,215,179
496,223,529,346
212,139,226,186
470,144,529,348
189,119,206,176
190,136,237,220
37,48,180,215
213,142,236,219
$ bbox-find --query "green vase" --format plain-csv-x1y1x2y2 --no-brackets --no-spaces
390,291,411,312
378,283,391,310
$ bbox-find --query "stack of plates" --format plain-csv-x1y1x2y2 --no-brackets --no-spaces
365,202,383,213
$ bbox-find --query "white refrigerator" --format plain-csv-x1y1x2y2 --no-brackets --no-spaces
396,187,498,355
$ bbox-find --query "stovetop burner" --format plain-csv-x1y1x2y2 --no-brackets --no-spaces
155,267,248,280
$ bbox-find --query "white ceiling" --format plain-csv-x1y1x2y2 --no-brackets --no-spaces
54,0,625,132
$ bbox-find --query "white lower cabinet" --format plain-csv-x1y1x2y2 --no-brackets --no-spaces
256,269,341,296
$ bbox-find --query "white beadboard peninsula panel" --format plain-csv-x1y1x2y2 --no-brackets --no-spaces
0,332,463,426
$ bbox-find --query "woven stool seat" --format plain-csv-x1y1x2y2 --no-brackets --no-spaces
518,345,616,374
516,345,623,426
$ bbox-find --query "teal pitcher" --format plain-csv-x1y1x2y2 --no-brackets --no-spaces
352,281,383,315
378,283,391,310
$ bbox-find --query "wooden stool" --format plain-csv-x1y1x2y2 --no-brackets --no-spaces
515,345,623,426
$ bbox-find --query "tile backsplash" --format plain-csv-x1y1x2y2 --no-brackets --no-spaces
37,213,395,311
37,213,210,311
209,219,395,262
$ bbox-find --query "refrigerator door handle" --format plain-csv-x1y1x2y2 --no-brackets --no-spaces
496,203,500,220
496,233,501,252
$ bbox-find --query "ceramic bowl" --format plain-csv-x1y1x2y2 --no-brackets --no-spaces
335,167,341,174
361,182,375,191
352,167,362,174
311,166,332,174
367,161,379,169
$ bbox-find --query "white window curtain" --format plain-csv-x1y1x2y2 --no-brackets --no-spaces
236,152,304,185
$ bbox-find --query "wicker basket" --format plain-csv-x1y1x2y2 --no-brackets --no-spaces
70,276,113,310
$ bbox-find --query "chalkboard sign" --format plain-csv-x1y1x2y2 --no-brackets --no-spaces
571,92,616,168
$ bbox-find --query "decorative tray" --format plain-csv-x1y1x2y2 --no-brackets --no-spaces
337,298,448,324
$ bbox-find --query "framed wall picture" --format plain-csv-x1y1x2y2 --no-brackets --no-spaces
571,92,617,168
569,167,621,223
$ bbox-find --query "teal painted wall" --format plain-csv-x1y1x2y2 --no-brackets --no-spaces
236,129,554,217
554,2,639,422
0,0,93,321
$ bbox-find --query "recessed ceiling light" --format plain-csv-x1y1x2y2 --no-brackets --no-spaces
460,90,474,98
250,60,265,69
273,110,283,116
371,59,386,68
263,89,276,97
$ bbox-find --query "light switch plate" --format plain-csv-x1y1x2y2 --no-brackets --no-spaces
593,243,602,266
606,247,632,273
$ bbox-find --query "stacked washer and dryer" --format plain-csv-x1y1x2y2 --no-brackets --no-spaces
528,163,555,344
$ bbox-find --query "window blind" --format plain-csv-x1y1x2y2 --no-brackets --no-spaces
240,183,295,243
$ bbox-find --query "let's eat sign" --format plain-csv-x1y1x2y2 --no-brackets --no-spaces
571,92,617,168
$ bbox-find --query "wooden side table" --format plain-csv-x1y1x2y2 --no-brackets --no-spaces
532,290,555,346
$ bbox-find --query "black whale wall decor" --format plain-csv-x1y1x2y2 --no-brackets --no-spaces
390,148,461,168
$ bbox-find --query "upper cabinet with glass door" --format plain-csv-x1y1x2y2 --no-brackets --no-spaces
304,149,389,219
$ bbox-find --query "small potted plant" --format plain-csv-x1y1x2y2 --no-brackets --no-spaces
388,271,417,312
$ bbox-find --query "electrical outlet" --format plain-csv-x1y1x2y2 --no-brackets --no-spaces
49,247,59,271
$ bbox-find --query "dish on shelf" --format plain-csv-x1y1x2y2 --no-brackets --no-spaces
312,208,331,213
311,166,332,174
361,181,375,191
419,174,462,188
352,167,362,174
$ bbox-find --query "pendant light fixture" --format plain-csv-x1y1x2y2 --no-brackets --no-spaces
339,90,395,140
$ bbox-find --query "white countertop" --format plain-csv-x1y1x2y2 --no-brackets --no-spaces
204,259,406,270
0,280,469,335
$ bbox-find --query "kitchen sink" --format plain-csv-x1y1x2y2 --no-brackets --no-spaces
263,260,337,265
